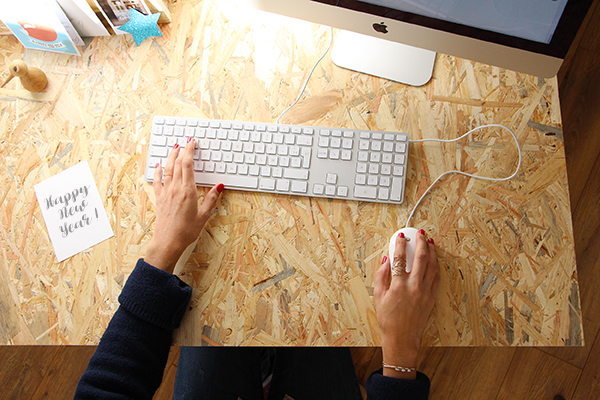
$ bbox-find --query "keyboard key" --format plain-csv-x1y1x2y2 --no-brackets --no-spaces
259,178,276,190
326,173,338,184
301,148,311,168
249,165,260,176
325,185,336,196
393,165,405,176
379,188,390,200
291,181,308,193
297,136,313,146
390,178,404,201
354,186,377,199
151,136,167,146
150,147,168,157
261,166,271,177
194,172,258,189
313,183,324,195
284,169,309,180
290,157,302,168
337,186,349,197
276,179,290,192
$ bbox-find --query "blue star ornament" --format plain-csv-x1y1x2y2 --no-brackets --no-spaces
119,8,163,46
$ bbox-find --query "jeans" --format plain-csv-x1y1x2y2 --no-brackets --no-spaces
173,347,363,400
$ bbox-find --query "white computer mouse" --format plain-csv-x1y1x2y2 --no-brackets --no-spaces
388,227,419,274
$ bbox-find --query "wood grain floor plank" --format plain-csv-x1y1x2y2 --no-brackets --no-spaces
496,348,581,400
427,348,515,400
572,329,600,400
0,346,61,400
30,346,95,400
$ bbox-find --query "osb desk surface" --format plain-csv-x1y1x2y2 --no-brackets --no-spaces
0,0,582,347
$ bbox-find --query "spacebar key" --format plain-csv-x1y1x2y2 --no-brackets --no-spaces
194,173,259,189
353,186,377,199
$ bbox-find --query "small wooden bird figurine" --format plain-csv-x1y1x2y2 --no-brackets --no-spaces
1,60,48,92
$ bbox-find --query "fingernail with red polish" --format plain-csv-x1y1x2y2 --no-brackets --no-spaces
399,232,405,239
174,143,179,149
428,238,435,244
216,183,225,193
155,163,160,168
419,229,426,235
382,256,388,264
187,137,192,143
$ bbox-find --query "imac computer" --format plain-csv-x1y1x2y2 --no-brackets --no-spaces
242,0,593,86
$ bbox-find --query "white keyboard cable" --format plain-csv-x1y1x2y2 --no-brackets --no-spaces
277,27,334,124
405,124,522,228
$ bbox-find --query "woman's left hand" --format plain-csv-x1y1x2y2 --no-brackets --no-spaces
144,139,224,274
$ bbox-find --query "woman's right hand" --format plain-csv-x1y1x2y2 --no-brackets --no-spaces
374,229,440,379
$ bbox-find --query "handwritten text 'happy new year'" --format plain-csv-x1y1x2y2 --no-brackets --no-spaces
44,186,94,238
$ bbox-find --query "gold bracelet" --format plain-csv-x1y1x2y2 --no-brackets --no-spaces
382,362,416,373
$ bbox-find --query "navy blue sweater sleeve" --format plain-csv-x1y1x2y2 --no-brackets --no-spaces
74,259,192,400
366,369,431,399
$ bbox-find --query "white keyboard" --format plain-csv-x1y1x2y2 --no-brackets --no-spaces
145,117,408,204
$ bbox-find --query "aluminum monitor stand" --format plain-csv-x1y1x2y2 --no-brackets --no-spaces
331,30,436,87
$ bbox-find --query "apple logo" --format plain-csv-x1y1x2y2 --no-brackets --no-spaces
372,22,388,34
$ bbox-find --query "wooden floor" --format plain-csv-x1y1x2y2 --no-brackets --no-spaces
2,1,600,398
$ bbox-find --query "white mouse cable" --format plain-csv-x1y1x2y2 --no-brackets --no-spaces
277,27,334,124
404,124,522,229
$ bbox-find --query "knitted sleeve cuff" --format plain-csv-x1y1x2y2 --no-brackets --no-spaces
117,259,193,331
366,369,431,400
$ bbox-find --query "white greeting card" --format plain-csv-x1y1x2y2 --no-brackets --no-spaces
0,0,83,55
34,161,114,262
57,0,110,37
